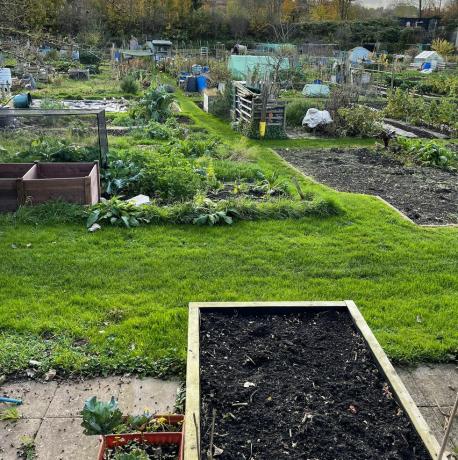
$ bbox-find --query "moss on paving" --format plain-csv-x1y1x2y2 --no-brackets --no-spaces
0,76,457,379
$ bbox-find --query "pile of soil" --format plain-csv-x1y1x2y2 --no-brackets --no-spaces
276,147,458,225
200,309,430,460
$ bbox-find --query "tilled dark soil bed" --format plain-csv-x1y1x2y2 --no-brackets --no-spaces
200,309,430,460
276,147,458,225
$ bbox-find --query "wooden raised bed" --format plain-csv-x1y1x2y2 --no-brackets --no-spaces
0,162,100,211
0,163,34,212
184,301,441,460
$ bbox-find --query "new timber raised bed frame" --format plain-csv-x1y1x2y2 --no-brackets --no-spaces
184,301,441,460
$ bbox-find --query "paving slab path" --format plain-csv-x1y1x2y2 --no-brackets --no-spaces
0,376,179,460
0,365,456,459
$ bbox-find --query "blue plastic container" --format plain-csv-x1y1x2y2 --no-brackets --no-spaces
13,93,32,108
196,75,207,92
186,76,197,92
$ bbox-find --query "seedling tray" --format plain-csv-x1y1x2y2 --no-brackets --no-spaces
184,301,440,460
98,415,184,460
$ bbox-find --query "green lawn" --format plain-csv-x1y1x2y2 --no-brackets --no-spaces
0,76,457,379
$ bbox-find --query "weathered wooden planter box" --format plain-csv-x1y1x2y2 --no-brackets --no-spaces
184,301,440,460
0,162,100,211
0,163,34,212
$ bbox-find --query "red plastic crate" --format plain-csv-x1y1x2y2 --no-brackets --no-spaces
98,415,184,460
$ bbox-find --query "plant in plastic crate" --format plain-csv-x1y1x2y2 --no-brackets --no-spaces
81,397,183,460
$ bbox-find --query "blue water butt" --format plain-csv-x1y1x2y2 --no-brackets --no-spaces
196,75,207,92
13,93,32,108
186,76,197,92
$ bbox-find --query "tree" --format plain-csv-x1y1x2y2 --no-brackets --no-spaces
431,38,455,60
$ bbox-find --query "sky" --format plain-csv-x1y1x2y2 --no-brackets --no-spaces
358,0,388,7
356,0,391,8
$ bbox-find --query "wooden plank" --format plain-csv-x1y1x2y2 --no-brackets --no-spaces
0,109,104,117
189,301,347,309
345,300,441,459
184,304,201,460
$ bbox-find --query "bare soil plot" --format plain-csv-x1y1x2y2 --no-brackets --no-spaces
277,147,458,225
200,308,431,459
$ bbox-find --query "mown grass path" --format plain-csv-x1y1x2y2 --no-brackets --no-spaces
0,80,456,378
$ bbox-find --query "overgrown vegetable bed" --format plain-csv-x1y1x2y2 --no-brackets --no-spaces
277,147,458,225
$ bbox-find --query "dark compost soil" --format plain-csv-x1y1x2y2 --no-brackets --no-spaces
276,147,458,225
200,308,431,460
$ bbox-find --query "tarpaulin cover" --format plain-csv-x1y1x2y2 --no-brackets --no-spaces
228,55,289,80
302,108,333,128
302,84,330,97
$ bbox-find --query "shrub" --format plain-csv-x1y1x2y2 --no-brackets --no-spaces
336,106,383,137
120,76,139,95
286,100,314,127
79,51,101,65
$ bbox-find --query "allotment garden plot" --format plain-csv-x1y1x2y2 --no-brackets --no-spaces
277,146,458,225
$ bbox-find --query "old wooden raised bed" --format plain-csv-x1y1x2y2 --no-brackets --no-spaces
0,163,34,212
184,301,441,460
0,162,100,211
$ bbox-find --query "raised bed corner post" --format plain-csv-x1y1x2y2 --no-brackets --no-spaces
96,110,109,169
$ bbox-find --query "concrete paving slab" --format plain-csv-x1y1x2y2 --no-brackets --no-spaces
0,381,57,419
417,406,457,453
118,377,179,415
404,364,457,407
46,377,121,418
0,418,41,460
395,367,430,406
34,417,99,460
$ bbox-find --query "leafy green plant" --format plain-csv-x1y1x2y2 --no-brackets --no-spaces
192,197,239,226
101,159,143,196
170,136,220,158
18,138,98,163
113,450,148,460
17,436,36,460
392,138,457,169
138,151,202,201
120,76,140,95
337,106,383,137
87,197,151,228
80,396,123,435
133,87,177,122
0,407,21,421
253,172,290,197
